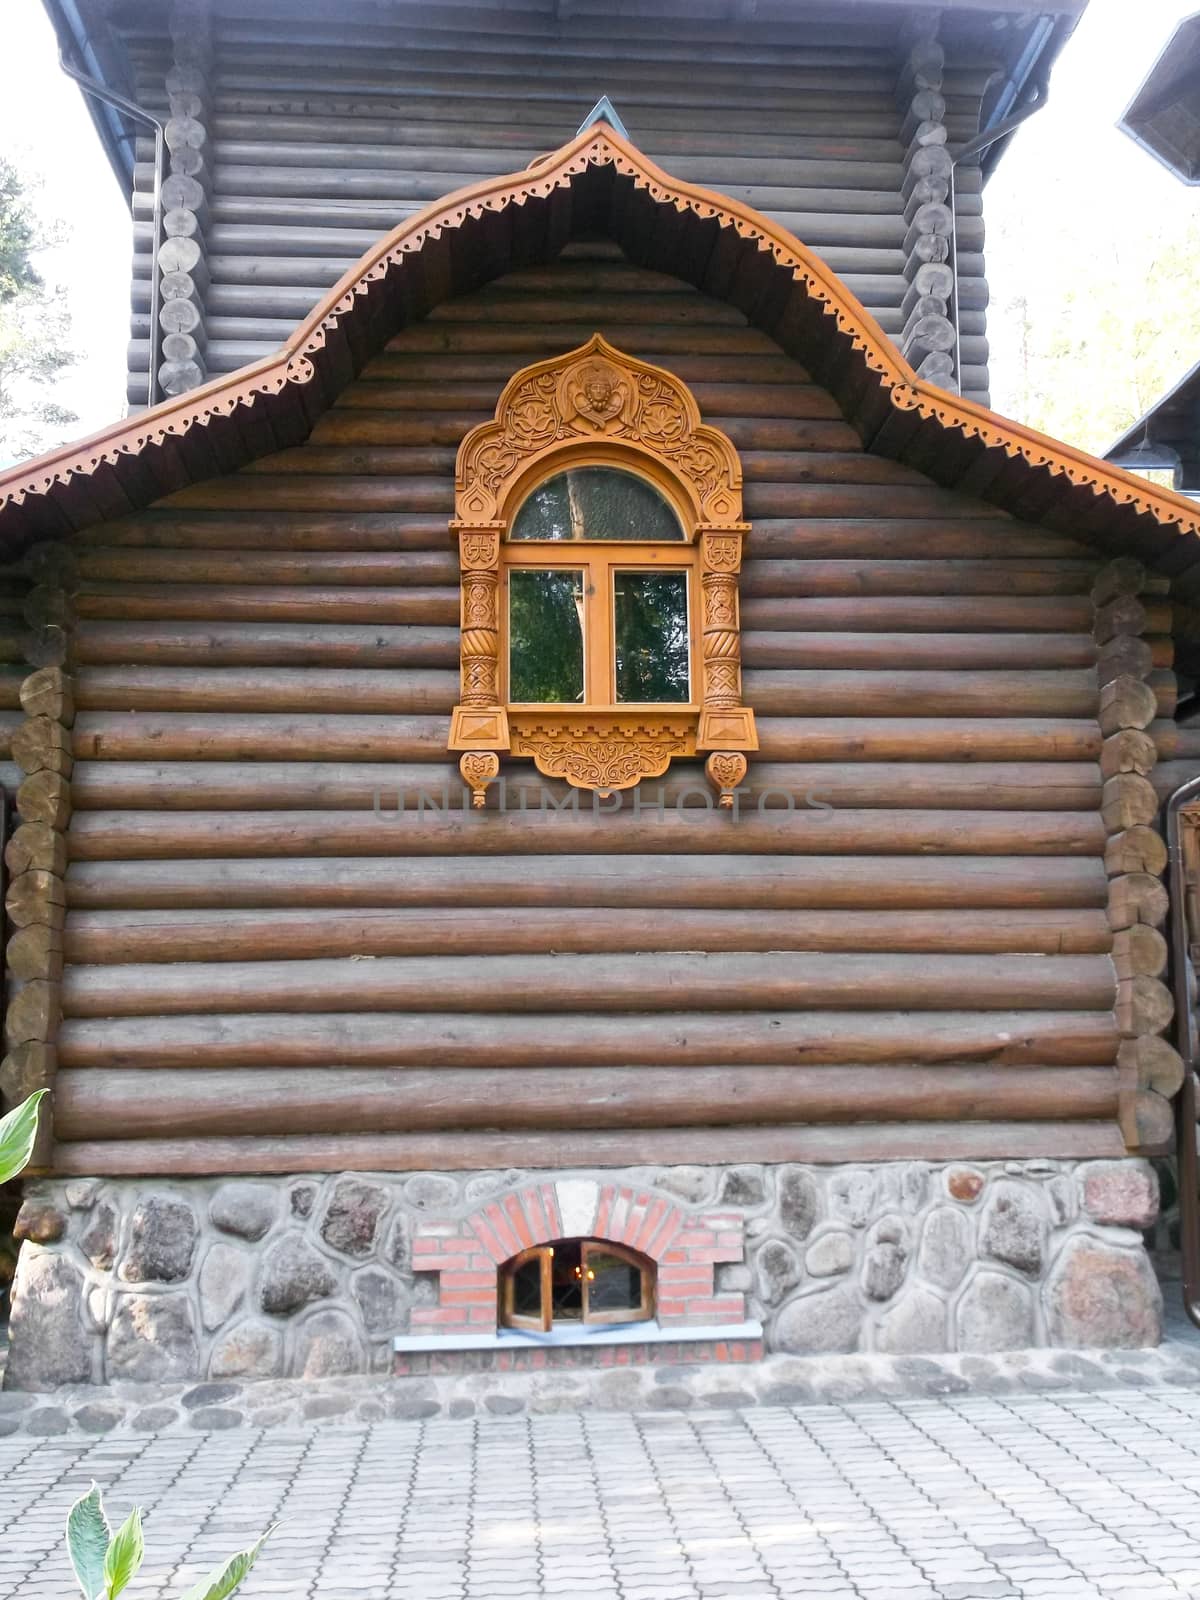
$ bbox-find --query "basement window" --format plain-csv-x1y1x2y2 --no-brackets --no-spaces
498,1237,654,1332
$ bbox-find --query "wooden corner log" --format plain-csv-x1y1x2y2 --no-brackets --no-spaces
1111,925,1169,981
1104,825,1168,877
11,716,72,776
1118,1035,1185,1099
1100,729,1157,779
1097,636,1155,686
5,981,62,1049
1132,1088,1174,1154
1108,873,1169,931
1099,676,1158,733
19,667,75,726
5,869,67,929
7,924,64,983
1101,773,1160,831
15,771,71,829
0,1042,55,1106
5,822,68,877
1115,975,1174,1038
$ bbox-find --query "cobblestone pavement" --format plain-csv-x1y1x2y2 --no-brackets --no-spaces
6,1387,1200,1599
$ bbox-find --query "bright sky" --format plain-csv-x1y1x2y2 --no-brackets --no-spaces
1,0,1199,452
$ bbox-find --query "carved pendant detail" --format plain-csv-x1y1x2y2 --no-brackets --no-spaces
510,718,693,796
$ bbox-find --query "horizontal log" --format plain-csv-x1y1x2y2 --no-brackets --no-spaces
52,1119,1127,1175
76,548,460,587
65,853,1109,912
743,668,1096,717
68,759,1102,813
62,808,1109,861
744,631,1096,670
740,596,1093,632
64,906,1112,965
54,1064,1119,1141
60,951,1116,1019
73,585,460,625
74,626,460,671
56,1008,1118,1071
68,711,1105,764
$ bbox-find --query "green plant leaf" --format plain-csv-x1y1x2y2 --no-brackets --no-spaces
177,1524,278,1600
65,1483,110,1600
102,1506,143,1599
0,1088,47,1184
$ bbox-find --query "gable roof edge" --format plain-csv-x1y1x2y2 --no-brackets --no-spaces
2,121,1198,549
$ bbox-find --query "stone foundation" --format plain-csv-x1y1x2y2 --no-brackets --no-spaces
4,1158,1163,1391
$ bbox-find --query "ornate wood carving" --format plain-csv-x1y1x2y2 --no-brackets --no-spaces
449,337,756,804
4,122,1199,553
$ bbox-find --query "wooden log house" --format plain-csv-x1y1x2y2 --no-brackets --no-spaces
0,0,1194,1389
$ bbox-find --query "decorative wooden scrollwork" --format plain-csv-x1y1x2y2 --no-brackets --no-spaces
449,336,757,805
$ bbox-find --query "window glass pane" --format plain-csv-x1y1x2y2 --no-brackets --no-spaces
511,1255,543,1320
586,1248,644,1317
511,467,683,541
509,569,585,703
614,571,690,703
550,1239,584,1321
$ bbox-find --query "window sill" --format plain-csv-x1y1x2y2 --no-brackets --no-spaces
393,1318,763,1357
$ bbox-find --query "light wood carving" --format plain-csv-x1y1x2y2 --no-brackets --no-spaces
449,336,757,803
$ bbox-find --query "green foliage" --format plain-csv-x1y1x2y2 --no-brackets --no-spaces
0,1089,47,1183
0,157,42,304
102,1509,144,1598
177,1526,279,1600
66,1485,110,1600
992,181,1200,459
0,156,76,463
65,1485,275,1600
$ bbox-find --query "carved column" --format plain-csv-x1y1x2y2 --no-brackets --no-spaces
698,527,751,806
449,525,506,807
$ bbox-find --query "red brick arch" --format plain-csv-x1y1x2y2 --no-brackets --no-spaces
410,1180,746,1334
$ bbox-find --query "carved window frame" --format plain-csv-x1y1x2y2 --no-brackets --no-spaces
448,335,757,807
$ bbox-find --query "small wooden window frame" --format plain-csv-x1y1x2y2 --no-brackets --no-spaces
497,1238,655,1332
448,335,757,808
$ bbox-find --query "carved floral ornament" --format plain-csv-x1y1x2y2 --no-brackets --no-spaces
448,336,757,808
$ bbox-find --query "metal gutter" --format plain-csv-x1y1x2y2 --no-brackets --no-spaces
1167,775,1200,1331
40,0,135,199
56,51,165,408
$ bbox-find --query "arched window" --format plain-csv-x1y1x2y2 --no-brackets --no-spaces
499,1237,655,1332
448,336,757,807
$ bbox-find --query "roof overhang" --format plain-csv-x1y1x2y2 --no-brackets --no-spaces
2,121,1196,577
45,0,1087,199
1119,11,1200,183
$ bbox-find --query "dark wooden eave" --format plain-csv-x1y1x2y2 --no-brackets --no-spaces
2,122,1198,584
1118,10,1200,185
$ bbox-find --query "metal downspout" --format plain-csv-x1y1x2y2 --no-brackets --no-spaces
57,52,165,410
946,14,1056,394
1167,775,1200,1328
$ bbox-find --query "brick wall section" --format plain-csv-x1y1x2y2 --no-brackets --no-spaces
410,1181,747,1334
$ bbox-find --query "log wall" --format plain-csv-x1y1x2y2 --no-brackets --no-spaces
9,245,1128,1174
114,0,997,408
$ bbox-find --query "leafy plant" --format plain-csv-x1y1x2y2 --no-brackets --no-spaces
66,1484,276,1600
0,1089,46,1183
